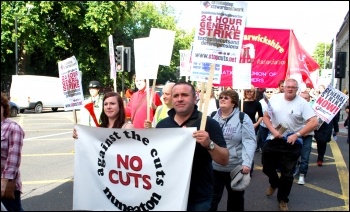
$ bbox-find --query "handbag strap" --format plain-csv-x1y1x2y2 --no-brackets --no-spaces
131,95,147,123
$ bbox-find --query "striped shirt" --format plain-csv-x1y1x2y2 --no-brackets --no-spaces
1,118,24,192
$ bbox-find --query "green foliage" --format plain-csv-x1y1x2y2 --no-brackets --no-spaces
313,42,331,71
1,1,194,94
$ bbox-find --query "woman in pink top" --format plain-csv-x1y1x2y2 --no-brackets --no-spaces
1,93,25,211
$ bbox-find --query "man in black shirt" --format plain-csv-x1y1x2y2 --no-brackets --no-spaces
156,82,229,211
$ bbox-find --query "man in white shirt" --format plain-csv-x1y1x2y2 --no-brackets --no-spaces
262,78,318,211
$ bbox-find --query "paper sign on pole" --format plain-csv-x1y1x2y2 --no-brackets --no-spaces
191,1,248,65
149,28,175,66
108,35,116,79
134,37,159,79
190,1,248,82
232,63,252,89
179,50,192,77
190,62,222,83
312,85,349,124
58,56,84,111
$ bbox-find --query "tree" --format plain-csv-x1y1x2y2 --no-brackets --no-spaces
312,42,331,72
1,1,136,93
118,1,194,86
1,1,194,94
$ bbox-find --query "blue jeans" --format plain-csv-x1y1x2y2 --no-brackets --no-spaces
298,135,313,176
258,125,270,149
2,190,24,211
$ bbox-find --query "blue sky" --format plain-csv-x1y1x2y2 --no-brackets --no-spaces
166,1,349,55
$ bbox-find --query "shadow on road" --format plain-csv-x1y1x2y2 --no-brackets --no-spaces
22,181,73,211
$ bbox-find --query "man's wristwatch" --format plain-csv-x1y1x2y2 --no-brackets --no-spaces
207,140,215,151
296,132,302,138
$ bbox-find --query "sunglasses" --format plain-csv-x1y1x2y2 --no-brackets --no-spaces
219,96,230,100
266,91,273,94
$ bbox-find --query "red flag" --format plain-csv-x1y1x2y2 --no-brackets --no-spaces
213,27,290,88
84,102,100,127
287,31,320,88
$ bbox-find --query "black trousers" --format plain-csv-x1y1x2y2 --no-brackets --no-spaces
210,170,245,211
316,140,328,162
262,139,301,203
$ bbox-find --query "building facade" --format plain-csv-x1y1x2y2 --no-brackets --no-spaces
328,11,349,95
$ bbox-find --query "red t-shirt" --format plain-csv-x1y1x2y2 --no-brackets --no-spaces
125,88,162,128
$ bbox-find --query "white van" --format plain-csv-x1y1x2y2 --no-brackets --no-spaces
10,75,65,113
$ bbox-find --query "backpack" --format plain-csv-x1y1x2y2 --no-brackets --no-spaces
210,111,244,124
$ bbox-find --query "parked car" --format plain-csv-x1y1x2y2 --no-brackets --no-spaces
9,101,20,117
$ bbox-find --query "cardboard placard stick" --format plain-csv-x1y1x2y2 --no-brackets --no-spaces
150,79,156,105
200,63,215,130
198,83,206,112
73,109,77,124
146,79,150,121
148,79,157,121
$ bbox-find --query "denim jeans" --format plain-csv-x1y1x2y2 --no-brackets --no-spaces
258,125,270,149
1,190,24,211
187,197,212,211
298,135,313,176
210,170,245,211
262,138,301,203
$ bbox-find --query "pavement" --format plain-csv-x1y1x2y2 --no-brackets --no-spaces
337,107,348,136
338,120,348,136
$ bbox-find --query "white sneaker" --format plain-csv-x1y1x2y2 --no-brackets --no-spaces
298,174,305,185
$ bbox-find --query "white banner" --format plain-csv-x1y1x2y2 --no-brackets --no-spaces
312,85,349,123
73,125,197,211
58,56,84,110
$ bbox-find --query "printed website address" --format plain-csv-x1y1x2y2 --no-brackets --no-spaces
194,53,236,62
65,101,83,107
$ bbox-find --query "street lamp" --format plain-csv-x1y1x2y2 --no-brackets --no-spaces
15,3,34,75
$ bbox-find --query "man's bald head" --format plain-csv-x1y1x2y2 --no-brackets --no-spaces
162,82,175,106
163,82,175,93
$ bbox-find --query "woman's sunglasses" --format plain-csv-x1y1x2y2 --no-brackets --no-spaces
219,96,230,100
